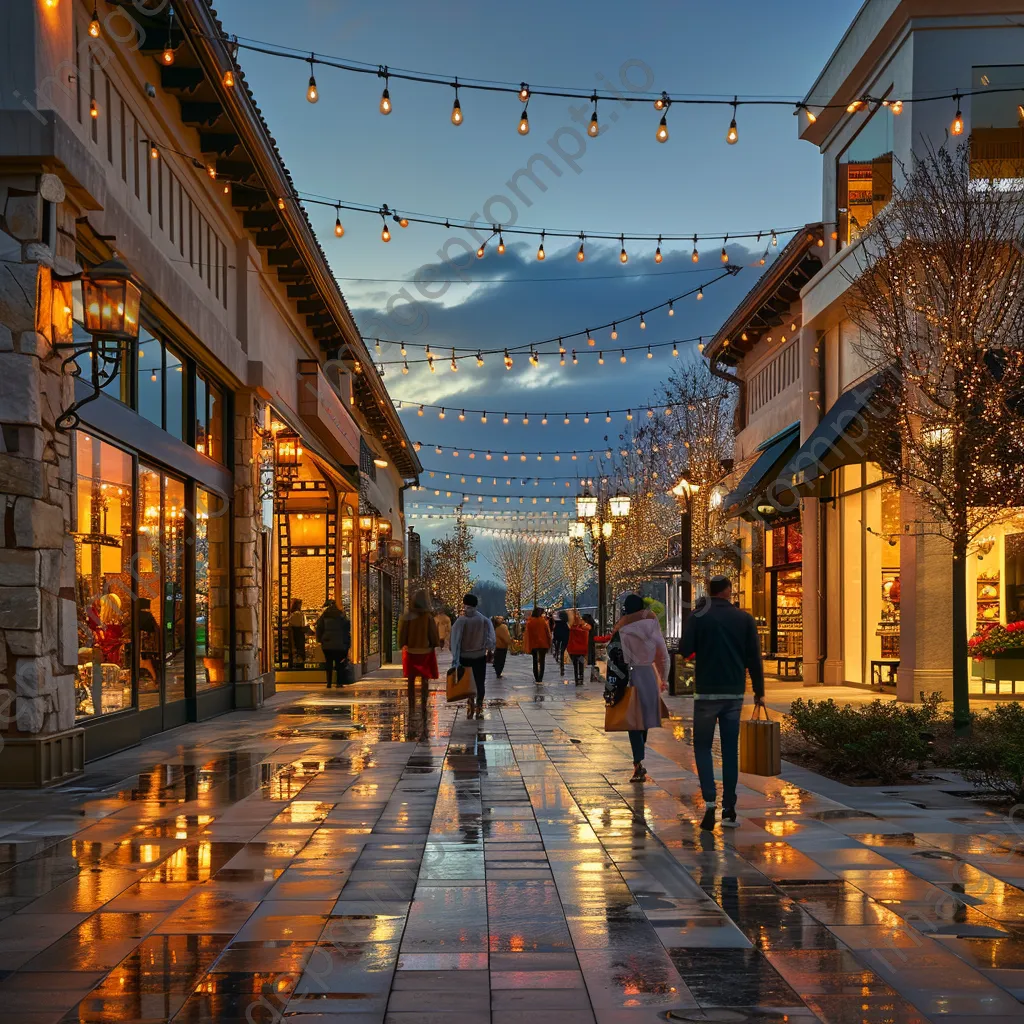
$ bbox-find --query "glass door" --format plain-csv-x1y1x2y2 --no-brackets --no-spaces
136,464,188,731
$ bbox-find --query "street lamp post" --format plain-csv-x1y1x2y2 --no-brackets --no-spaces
669,477,700,695
574,483,630,633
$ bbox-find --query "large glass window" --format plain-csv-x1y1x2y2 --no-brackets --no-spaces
164,475,187,702
837,106,894,246
136,329,163,429
766,517,802,657
196,488,229,691
74,433,134,720
136,466,164,710
165,346,184,441
971,66,1024,182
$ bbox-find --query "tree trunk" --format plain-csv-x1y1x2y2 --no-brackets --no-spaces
951,534,971,736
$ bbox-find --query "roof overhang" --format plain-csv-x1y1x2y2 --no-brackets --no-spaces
705,227,824,366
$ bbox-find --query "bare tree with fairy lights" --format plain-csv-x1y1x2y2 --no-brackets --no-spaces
423,510,477,613
848,143,1024,733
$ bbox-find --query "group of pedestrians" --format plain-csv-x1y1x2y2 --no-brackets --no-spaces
397,574,765,834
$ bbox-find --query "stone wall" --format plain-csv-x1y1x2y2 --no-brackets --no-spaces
0,172,79,738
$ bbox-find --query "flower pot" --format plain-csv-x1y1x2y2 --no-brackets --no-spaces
981,655,1024,683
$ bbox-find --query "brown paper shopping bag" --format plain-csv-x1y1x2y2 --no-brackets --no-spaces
445,665,475,703
739,703,781,776
604,685,644,732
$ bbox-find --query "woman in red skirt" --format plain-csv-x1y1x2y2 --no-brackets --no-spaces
399,590,440,706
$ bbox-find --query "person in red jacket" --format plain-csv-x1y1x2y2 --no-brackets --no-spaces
524,607,552,683
566,609,591,686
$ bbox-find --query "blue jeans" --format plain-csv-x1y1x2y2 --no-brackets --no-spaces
692,698,744,807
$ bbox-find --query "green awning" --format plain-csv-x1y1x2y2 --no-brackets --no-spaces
721,422,800,519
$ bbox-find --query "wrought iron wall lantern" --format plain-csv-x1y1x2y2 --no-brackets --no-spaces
56,257,142,431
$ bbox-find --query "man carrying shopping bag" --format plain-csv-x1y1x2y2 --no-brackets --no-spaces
681,575,765,831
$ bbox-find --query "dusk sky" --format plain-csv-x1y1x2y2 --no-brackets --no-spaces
214,0,865,578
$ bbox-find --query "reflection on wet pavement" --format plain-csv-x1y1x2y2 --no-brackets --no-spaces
0,657,1022,1022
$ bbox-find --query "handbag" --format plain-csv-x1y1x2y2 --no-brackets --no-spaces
659,696,672,721
338,658,355,686
739,702,782,776
604,684,645,731
603,631,630,706
445,665,475,703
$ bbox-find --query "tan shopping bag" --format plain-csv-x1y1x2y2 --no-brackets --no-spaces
739,703,781,776
446,665,475,703
604,685,644,731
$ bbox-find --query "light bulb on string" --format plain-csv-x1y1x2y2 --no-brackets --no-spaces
598,352,604,365
503,350,513,370
672,344,679,357
620,350,627,364
90,98,99,119
497,232,505,254
654,91,669,111
223,69,235,88
380,213,391,243
519,82,530,102
476,241,486,258
639,313,646,330
458,409,465,420
150,144,159,160
801,104,817,125
402,360,409,374
588,93,600,137
417,405,424,416
691,235,699,263
647,346,653,359
451,81,463,125
450,349,458,372
334,208,344,237
379,70,392,114
503,413,509,424
587,329,596,346
89,7,100,37
428,357,435,373
398,216,409,228
518,106,530,135
537,230,545,261
161,29,175,65
572,350,578,365
605,412,611,422
656,113,669,143
400,344,407,356
619,235,628,264
697,286,704,300
726,99,739,144
480,412,487,423
721,236,729,263
891,99,904,115
577,236,585,262
438,408,445,419
476,351,484,367
306,58,319,102
951,95,964,135
668,300,674,317
541,414,548,425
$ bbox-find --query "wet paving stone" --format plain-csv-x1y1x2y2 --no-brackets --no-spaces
1,661,1023,1021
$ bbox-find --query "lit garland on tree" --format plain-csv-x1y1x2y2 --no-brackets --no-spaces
848,142,1024,733
420,509,477,613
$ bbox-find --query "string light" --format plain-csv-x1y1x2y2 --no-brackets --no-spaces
951,94,964,135
577,237,586,262
598,352,604,365
497,232,506,254
439,407,445,419
451,80,463,125
691,235,699,262
655,236,663,263
504,349,513,369
721,236,729,263
588,93,600,138
668,300,674,316
620,349,627,364
89,7,100,38
890,99,904,115
451,349,459,372
306,57,319,102
610,324,617,341
503,413,509,424
537,230,546,261
476,351,485,366
726,99,739,144
672,344,679,357
801,104,816,125
639,313,646,330
619,235,628,264
647,346,653,359
90,98,98,119
697,287,703,300
518,106,530,135
654,92,668,111
402,360,409,374
476,240,486,258
380,211,391,242
334,208,344,237
572,350,578,365
223,69,235,88
656,113,669,143
519,82,530,103
481,412,487,423
379,70,392,114
846,99,865,113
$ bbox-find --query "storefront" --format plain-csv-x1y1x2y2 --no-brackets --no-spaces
71,301,235,759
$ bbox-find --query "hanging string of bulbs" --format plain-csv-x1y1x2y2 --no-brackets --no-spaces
419,470,615,487
203,31,1007,144
140,137,805,271
411,443,641,461
406,400,698,426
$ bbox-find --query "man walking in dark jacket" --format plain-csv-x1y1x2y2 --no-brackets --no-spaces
681,575,765,831
316,599,352,688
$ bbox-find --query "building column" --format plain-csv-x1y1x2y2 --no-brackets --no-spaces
822,500,845,683
898,489,953,702
0,172,84,785
232,390,270,706
799,325,823,685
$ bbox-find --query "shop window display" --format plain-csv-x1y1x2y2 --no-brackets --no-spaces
74,434,134,720
196,488,229,691
767,517,802,657
970,66,1024,182
837,105,894,247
